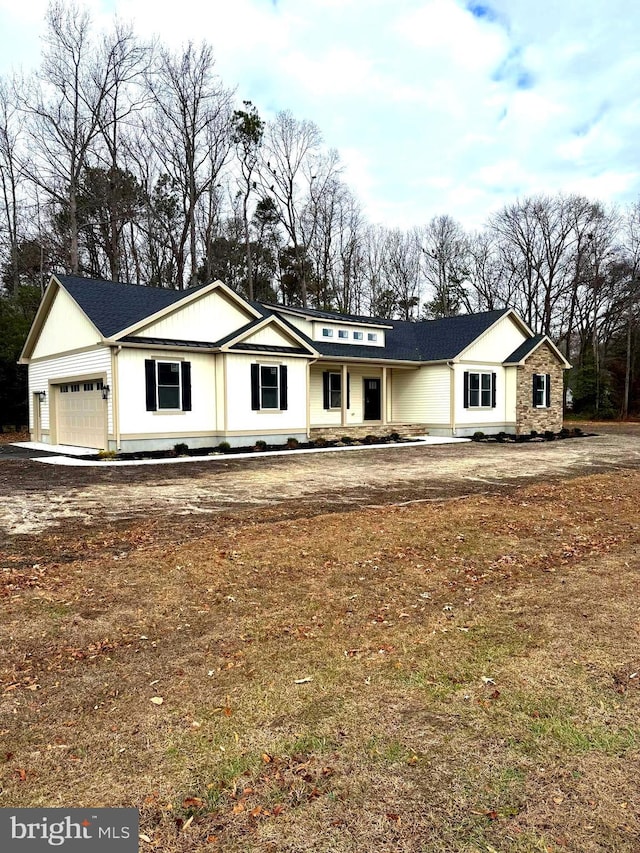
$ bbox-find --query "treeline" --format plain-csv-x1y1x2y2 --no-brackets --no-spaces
1,1,639,424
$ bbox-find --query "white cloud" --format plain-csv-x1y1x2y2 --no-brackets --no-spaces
0,0,638,228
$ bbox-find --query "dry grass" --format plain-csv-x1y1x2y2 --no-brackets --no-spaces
1,471,639,852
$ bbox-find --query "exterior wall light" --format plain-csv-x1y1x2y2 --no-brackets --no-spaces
37,390,47,402
102,384,110,400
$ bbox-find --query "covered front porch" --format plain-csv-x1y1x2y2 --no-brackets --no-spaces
309,362,426,436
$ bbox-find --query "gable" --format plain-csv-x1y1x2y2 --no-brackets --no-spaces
459,312,529,363
30,285,100,359
239,323,304,348
131,288,255,344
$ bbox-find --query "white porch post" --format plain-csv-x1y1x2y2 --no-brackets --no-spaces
382,366,388,425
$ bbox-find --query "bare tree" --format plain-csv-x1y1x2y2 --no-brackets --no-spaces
145,41,233,288
0,75,24,293
420,214,469,317
260,110,327,307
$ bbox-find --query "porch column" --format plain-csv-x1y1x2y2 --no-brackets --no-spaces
382,366,388,425
341,363,348,427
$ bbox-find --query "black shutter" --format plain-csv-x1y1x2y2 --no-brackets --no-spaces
463,371,469,408
323,371,330,409
491,372,496,408
279,365,288,410
346,372,350,409
545,373,551,408
181,361,192,411
532,373,538,406
251,363,260,410
145,359,157,411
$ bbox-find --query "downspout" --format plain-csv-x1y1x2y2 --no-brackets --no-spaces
448,361,456,437
112,346,122,450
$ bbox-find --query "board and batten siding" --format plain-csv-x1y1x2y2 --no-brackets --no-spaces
240,324,299,347
460,314,527,363
31,286,100,359
117,348,216,435
132,289,254,344
28,348,112,436
225,353,306,433
391,365,450,424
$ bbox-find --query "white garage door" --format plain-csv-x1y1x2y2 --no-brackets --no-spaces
57,380,106,449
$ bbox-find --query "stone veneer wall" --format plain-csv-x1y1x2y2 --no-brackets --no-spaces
516,342,565,434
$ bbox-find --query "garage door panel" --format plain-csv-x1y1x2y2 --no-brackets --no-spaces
57,381,106,448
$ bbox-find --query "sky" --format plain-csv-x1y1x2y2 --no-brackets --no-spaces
1,0,639,230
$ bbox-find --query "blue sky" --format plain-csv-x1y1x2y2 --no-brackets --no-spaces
1,0,639,229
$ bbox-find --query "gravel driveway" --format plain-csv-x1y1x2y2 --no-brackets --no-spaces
1,423,639,537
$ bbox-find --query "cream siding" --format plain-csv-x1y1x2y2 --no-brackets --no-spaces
460,314,527,363
310,364,385,426
31,287,100,359
240,324,300,347
28,347,112,437
132,289,253,343
505,366,517,420
453,364,514,427
280,314,313,337
116,348,216,435
391,365,450,424
225,354,307,432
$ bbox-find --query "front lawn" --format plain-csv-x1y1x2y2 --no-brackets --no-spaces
1,471,638,851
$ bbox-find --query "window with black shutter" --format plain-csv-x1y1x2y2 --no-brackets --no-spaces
464,371,496,408
252,364,288,411
145,359,191,412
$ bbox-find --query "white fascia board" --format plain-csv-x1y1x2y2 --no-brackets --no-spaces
19,274,102,362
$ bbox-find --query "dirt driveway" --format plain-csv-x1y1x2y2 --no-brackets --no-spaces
1,422,639,538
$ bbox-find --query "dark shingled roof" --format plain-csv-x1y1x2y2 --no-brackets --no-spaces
54,275,516,363
504,335,545,364
56,274,203,338
258,301,393,327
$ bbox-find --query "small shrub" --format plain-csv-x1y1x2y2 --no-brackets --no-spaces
254,440,267,451
572,427,583,436
218,441,231,452
314,437,327,447
97,449,117,460
364,434,378,444
472,431,485,442
495,431,507,443
389,432,401,441
286,437,299,449
341,435,353,444
560,427,571,438
544,430,556,441
174,442,189,455
530,430,539,438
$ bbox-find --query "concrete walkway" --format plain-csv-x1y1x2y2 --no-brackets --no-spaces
12,436,469,467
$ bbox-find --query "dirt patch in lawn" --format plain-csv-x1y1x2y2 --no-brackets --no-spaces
1,469,639,851
1,427,640,540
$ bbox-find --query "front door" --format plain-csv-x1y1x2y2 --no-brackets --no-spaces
363,378,381,421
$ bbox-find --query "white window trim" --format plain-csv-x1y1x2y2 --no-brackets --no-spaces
353,331,363,341
328,371,342,410
467,371,493,409
157,360,182,411
367,332,378,342
533,373,548,408
322,327,334,338
338,329,348,339
260,364,280,411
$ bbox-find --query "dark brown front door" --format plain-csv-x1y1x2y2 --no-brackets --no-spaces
363,378,381,420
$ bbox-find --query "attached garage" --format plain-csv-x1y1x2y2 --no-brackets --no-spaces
56,380,107,449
